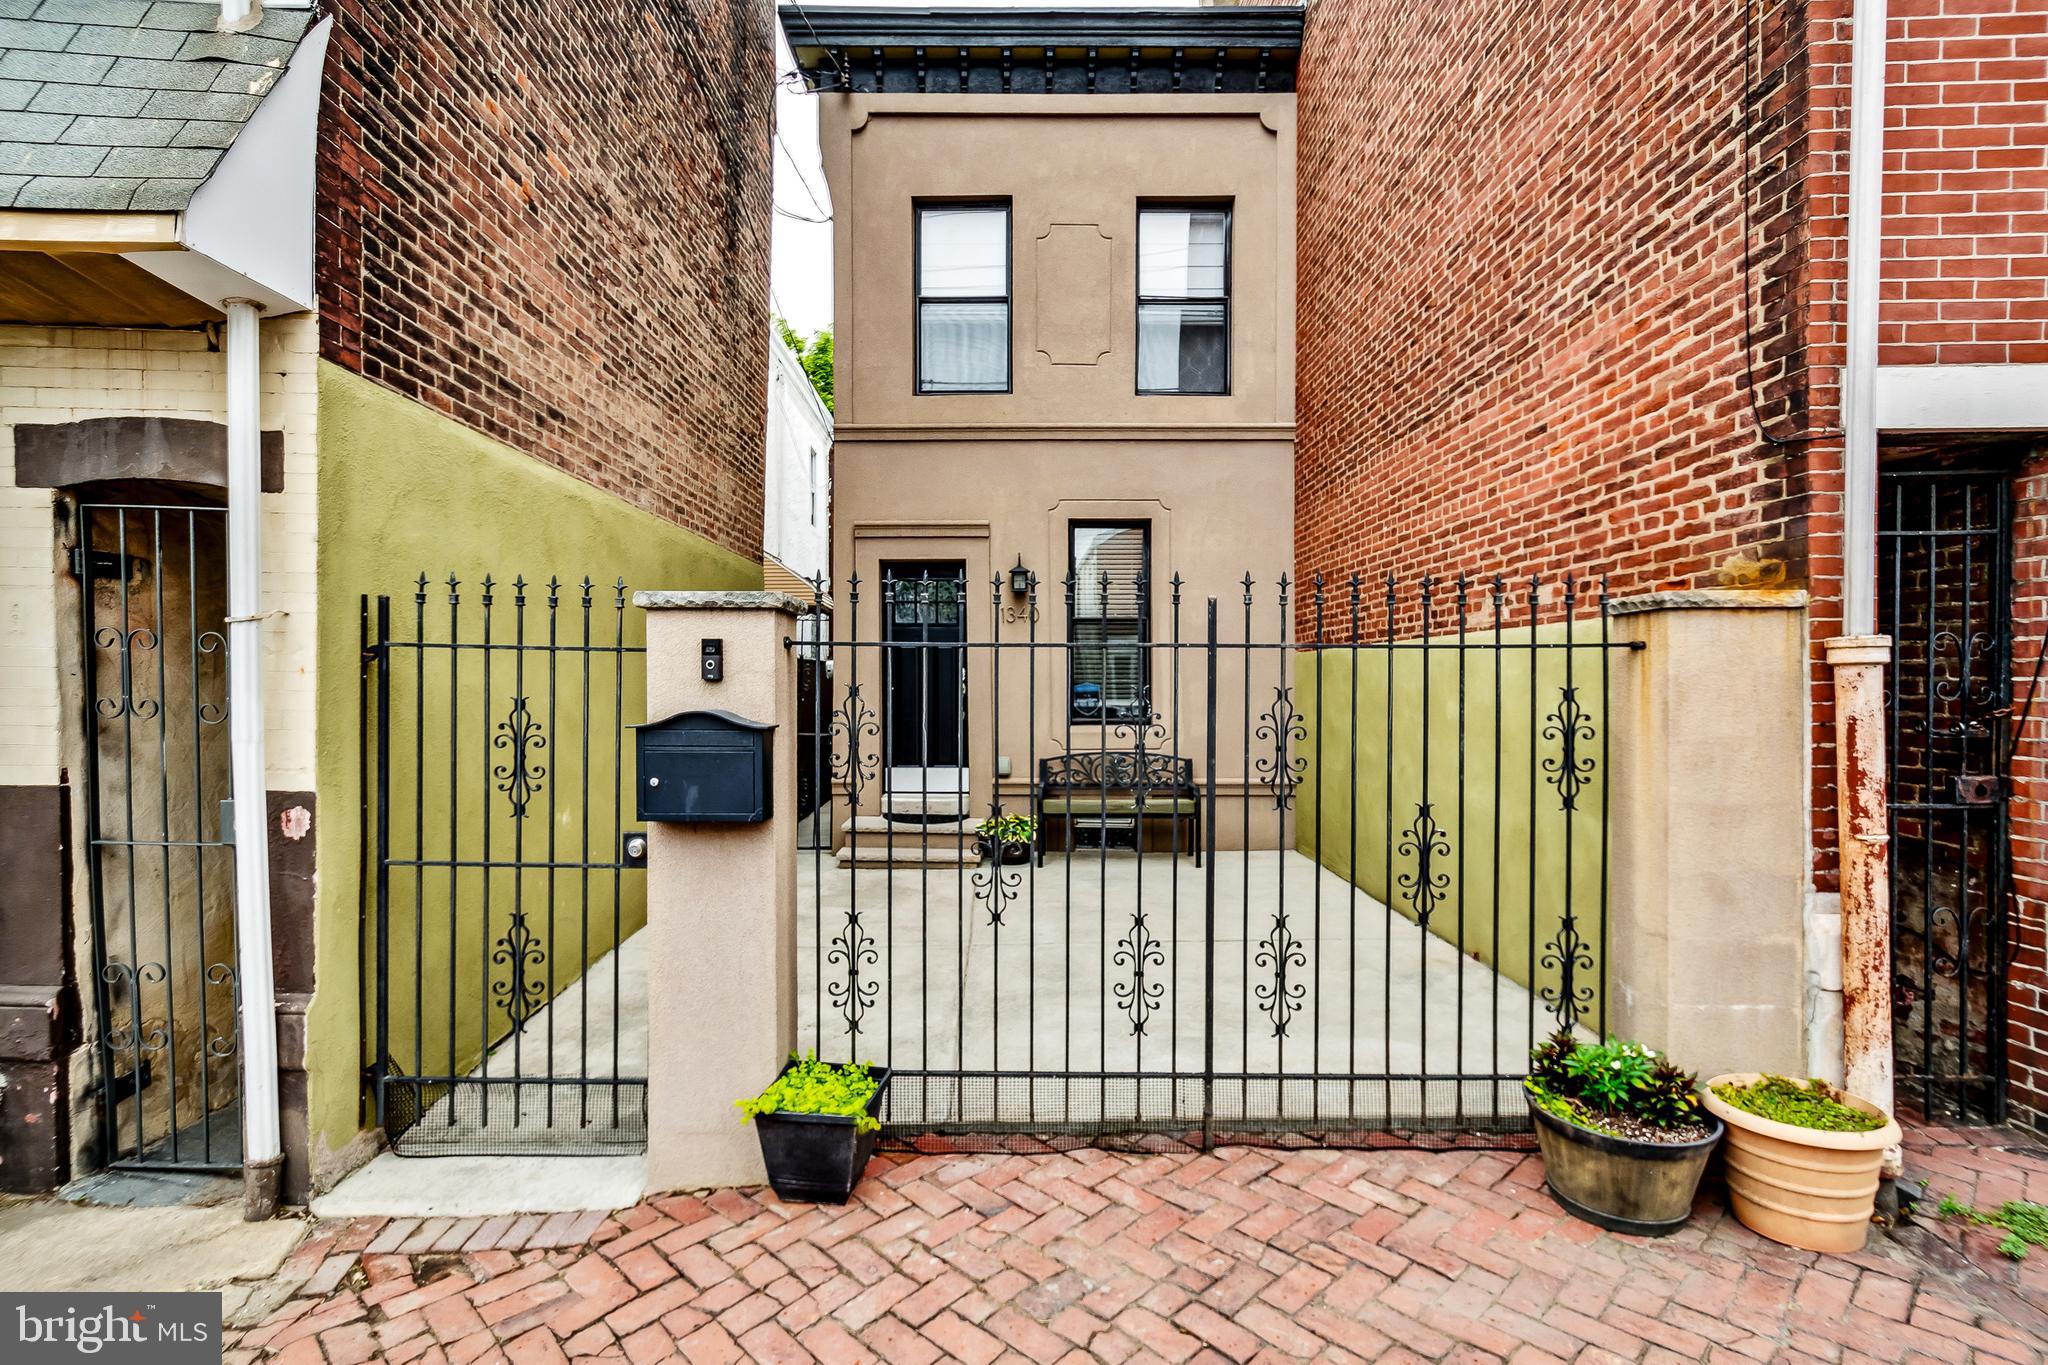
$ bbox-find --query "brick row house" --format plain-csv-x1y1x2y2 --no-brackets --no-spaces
1292,0,2048,1130
0,0,774,1205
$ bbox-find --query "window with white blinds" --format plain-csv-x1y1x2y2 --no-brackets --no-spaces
1069,522,1150,722
917,204,1011,393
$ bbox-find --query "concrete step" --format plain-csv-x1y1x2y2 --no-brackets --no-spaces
882,790,968,818
835,843,980,869
842,815,976,838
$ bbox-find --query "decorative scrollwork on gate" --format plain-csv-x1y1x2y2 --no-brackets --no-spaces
1254,687,1308,810
1255,913,1307,1036
491,915,548,1028
196,631,228,723
493,696,548,818
1538,917,1595,1030
826,908,879,1036
1929,629,2001,736
1113,909,1166,1034
972,859,1022,928
93,626,162,719
1109,691,1169,760
829,684,882,803
1932,629,1999,708
1541,686,1597,811
205,963,239,1058
1396,803,1452,927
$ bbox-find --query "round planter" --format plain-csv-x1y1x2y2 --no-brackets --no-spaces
1701,1073,1901,1254
1529,1099,1723,1236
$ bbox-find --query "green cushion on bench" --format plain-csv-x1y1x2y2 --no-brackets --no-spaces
1041,797,1200,815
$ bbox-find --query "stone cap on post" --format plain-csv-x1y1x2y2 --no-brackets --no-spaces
633,590,808,614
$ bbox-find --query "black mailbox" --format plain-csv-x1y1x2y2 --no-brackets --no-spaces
634,709,774,823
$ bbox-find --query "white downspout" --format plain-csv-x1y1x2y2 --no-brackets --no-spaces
224,299,283,1218
1842,0,1889,636
1831,0,1899,1172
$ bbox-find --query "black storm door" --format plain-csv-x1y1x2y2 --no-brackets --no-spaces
882,563,967,776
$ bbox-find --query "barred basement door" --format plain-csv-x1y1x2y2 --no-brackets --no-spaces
75,501,244,1173
1881,468,2016,1123
364,577,649,1154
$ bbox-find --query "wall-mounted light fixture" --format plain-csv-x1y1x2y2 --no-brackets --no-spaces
1009,555,1031,596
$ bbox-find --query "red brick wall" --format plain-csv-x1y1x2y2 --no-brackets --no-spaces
316,0,775,560
1879,0,2048,365
1294,0,1820,600
2005,453,2048,1129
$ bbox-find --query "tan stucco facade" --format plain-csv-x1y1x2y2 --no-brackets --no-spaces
819,94,1297,843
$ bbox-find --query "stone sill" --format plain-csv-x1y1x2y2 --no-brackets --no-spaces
1606,588,1810,617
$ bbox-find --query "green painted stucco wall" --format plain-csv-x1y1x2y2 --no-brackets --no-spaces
304,364,760,1178
1293,622,1612,1035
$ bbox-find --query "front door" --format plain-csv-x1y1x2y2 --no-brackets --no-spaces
881,562,966,796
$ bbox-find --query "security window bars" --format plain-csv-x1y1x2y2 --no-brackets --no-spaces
1069,522,1149,722
917,204,1011,393
1137,206,1229,395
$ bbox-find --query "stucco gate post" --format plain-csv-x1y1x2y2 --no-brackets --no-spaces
633,591,802,1190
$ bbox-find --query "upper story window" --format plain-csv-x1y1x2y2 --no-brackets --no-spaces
1137,206,1230,395
917,204,1011,393
808,448,821,526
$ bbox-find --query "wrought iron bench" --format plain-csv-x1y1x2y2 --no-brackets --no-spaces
1035,752,1202,866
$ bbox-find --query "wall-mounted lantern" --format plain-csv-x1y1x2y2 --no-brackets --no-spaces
1009,556,1031,596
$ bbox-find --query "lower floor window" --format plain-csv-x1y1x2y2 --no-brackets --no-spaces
1069,522,1149,722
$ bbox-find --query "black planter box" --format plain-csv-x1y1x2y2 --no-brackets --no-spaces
752,1064,891,1204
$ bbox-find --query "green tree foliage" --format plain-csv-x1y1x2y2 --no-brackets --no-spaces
776,317,835,413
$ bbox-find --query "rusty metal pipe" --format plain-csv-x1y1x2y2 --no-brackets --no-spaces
1826,634,1899,1173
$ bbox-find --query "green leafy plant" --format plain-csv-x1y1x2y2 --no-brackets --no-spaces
1709,1075,1886,1133
775,317,835,412
1934,1193,2048,1260
977,812,1037,846
736,1054,881,1133
1524,1033,1703,1133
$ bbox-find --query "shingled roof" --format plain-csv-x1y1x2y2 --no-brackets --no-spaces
0,0,316,212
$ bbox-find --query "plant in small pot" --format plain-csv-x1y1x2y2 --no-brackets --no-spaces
976,812,1036,865
1524,1031,1724,1236
736,1054,891,1204
1701,1073,1900,1253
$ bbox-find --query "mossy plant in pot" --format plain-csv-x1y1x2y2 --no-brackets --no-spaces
1524,1032,1723,1236
736,1055,891,1203
1701,1073,1900,1253
976,812,1036,865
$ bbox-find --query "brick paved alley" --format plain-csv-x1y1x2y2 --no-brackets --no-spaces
228,1124,2048,1365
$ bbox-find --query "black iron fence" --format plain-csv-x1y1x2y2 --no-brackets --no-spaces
363,576,648,1155
796,568,1634,1147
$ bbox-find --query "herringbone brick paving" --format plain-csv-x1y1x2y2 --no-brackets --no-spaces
228,1123,2048,1364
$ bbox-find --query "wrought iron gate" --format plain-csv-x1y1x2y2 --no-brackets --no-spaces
76,501,242,1172
364,577,648,1155
1881,468,2014,1123
799,567,1631,1145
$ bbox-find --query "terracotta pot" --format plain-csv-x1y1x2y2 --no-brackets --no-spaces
1529,1099,1723,1236
1701,1073,1901,1254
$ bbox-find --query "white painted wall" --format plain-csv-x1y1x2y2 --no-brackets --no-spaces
0,320,321,789
763,328,832,586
